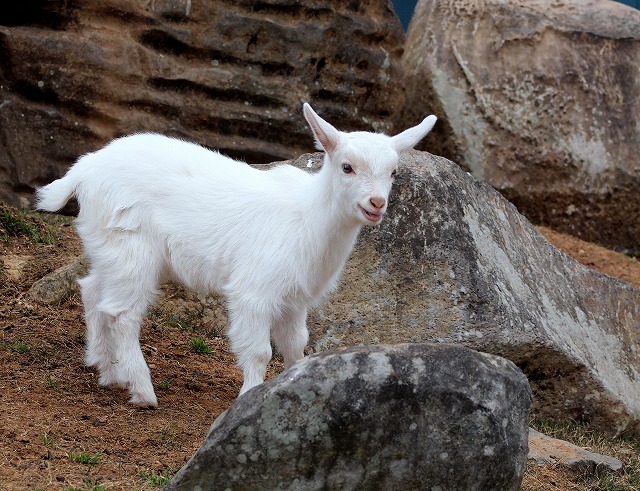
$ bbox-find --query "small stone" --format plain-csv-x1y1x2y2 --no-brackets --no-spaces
528,428,624,473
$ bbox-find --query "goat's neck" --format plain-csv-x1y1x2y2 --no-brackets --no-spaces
296,163,362,284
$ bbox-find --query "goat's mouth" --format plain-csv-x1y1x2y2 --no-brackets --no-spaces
358,205,383,223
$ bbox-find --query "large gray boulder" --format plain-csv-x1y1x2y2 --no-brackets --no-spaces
165,344,532,491
0,0,405,207
297,150,640,436
402,0,640,254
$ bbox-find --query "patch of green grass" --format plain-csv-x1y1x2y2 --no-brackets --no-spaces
81,479,105,491
141,469,173,486
63,478,105,491
0,208,55,244
190,337,212,356
68,450,103,465
5,340,31,354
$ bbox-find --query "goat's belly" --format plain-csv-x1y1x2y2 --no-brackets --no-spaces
163,244,230,295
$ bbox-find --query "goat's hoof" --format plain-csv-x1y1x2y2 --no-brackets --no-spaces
129,392,158,408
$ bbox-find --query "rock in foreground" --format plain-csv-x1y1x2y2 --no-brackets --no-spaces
165,344,532,491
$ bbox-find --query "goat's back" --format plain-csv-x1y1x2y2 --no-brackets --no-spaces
74,133,308,220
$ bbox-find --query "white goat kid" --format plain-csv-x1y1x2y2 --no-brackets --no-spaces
36,103,437,407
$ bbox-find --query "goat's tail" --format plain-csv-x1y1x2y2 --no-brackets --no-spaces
35,161,84,212
35,174,78,212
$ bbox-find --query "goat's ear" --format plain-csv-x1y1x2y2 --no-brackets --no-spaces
391,115,438,154
303,103,340,155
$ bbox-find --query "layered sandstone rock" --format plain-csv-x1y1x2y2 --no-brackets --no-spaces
528,428,623,472
402,0,640,254
0,0,404,206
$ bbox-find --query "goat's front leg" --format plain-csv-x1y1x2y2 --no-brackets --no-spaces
227,298,273,396
271,306,309,369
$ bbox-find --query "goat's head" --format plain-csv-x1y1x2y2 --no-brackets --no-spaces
303,103,437,226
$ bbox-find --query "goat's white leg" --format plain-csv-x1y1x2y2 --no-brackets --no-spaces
90,250,161,406
109,306,157,407
272,307,309,369
79,273,123,388
227,299,273,396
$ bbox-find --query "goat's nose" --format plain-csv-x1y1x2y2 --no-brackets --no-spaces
370,196,386,209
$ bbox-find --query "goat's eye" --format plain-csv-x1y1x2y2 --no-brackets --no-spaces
391,169,397,178
342,163,354,174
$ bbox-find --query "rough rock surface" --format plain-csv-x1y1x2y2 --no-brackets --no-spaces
402,0,640,254
295,151,639,436
27,255,87,305
0,0,404,207
528,428,623,473
165,344,532,491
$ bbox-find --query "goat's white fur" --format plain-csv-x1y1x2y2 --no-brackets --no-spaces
35,103,437,406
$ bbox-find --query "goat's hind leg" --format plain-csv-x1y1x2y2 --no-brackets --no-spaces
92,257,161,406
108,303,158,407
79,273,124,388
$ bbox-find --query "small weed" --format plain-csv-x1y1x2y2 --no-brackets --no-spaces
155,378,173,391
72,331,85,345
53,214,74,227
190,337,212,356
46,374,60,389
157,312,196,332
42,433,53,446
82,478,105,491
68,450,103,465
5,340,31,354
141,469,173,486
158,426,179,450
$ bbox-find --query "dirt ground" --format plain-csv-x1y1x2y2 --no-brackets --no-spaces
0,209,638,490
